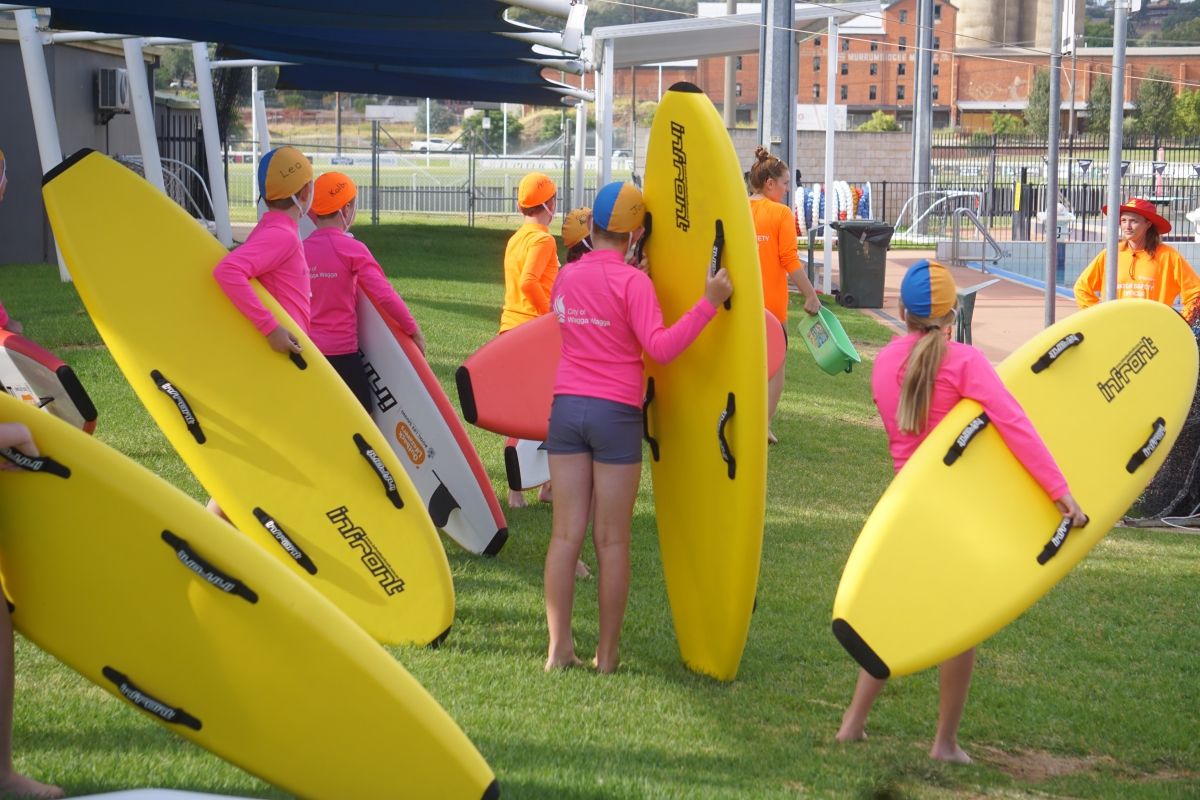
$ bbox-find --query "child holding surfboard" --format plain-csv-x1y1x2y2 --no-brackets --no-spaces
501,173,560,509
0,422,64,799
834,260,1086,763
543,182,732,673
304,171,425,412
747,147,820,444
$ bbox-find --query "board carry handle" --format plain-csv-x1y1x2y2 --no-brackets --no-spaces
942,412,990,466
0,448,70,478
709,219,730,310
160,530,258,604
354,432,404,508
1126,417,1167,474
1036,514,1089,565
102,666,202,730
288,351,307,370
1031,332,1084,373
642,377,660,461
717,392,736,479
252,507,318,575
633,209,652,269
150,370,206,444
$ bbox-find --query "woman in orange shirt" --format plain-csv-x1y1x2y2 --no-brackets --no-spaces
748,148,821,443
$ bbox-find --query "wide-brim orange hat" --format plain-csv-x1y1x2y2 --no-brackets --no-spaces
561,207,592,248
518,172,556,208
1102,197,1171,234
312,171,357,216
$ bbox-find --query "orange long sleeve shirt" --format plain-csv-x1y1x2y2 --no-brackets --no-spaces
1074,241,1200,322
499,222,559,332
750,197,802,324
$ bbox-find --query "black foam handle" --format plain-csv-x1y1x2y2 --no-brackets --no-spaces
161,530,258,603
0,449,70,478
943,413,990,466
634,209,653,268
354,433,404,508
717,392,736,480
289,351,308,370
102,666,202,730
1037,515,1089,565
252,507,318,575
709,219,730,310
150,370,206,444
1126,417,1167,474
642,377,660,461
1031,332,1084,373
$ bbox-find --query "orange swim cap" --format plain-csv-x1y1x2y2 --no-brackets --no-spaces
561,207,592,248
312,171,357,216
518,172,556,208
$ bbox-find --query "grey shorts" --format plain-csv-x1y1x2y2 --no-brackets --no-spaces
545,394,643,465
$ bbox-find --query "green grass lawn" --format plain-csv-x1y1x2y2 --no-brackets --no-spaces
2,224,1198,799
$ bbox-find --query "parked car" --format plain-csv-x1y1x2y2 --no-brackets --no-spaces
409,137,463,153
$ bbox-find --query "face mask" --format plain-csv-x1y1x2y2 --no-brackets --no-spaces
338,205,356,231
291,190,312,217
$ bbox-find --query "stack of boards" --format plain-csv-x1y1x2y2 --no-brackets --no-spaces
0,392,498,799
43,150,452,647
833,299,1198,678
0,330,97,433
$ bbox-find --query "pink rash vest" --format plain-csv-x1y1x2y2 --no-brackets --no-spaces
213,210,311,335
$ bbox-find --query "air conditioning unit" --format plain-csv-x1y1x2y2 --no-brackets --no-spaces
96,68,131,115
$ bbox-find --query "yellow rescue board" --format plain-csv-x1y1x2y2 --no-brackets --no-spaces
0,393,497,799
833,299,1198,678
642,83,768,681
42,150,452,646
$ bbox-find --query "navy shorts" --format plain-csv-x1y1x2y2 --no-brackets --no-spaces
545,395,643,465
328,352,373,413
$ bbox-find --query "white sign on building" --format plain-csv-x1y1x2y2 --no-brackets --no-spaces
796,103,848,131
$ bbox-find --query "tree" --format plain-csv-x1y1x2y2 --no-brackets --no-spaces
991,112,1026,136
1174,88,1200,138
154,46,194,90
1087,74,1112,137
857,110,901,132
1024,69,1051,137
415,99,457,134
1083,20,1113,47
461,109,523,153
1134,68,1177,140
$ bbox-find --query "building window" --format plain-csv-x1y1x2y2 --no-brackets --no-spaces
841,84,848,100
899,10,908,23
932,62,940,76
870,41,879,52
899,36,906,51
813,83,821,99
870,63,878,76
897,85,906,101
735,83,742,97
840,61,849,75
842,38,850,51
736,56,743,70
932,85,939,101
898,62,906,76
934,4,942,21
869,85,877,100
814,55,821,71
814,37,821,48
933,36,941,50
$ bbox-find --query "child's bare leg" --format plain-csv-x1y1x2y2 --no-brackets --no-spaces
0,608,63,799
205,498,230,522
544,453,592,671
590,460,639,673
836,668,887,742
930,648,975,764
767,363,785,444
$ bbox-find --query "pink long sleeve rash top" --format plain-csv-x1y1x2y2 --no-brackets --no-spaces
303,228,419,356
213,210,311,336
552,249,717,409
871,333,1069,500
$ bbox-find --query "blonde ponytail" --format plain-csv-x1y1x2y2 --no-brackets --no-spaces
896,309,955,435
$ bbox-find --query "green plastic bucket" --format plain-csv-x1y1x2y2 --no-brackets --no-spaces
796,306,862,375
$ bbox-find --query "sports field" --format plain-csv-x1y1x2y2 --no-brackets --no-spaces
1,222,1197,798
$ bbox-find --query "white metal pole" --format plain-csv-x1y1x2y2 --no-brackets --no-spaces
425,97,431,168
823,18,838,295
192,42,233,247
1104,0,1129,302
502,102,508,157
599,38,615,185
251,66,258,184
14,8,69,281
574,97,586,208
1045,0,1064,327
123,38,165,193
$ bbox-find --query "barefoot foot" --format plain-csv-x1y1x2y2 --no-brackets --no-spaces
575,559,591,579
544,653,583,672
507,490,527,508
930,744,972,764
591,654,619,674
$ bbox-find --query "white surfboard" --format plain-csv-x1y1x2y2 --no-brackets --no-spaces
0,330,97,433
504,437,549,491
358,292,508,556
